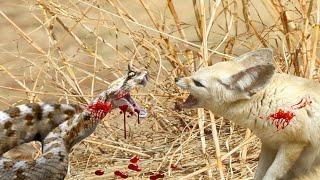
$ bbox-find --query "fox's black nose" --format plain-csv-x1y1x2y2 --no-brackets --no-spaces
174,77,180,83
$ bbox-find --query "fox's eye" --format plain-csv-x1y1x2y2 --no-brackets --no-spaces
193,79,205,87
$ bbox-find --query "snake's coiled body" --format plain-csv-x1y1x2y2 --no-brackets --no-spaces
0,103,81,179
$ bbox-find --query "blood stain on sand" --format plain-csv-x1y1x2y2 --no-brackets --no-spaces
170,164,179,170
128,163,142,172
130,156,140,164
114,170,129,179
149,172,165,180
94,169,104,176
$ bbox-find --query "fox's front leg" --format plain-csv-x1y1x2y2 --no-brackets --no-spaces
254,144,277,180
284,146,319,179
263,143,305,180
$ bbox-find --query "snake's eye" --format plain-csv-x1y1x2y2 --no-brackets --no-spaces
128,71,136,78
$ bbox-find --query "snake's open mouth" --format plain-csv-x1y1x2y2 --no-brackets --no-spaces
121,92,147,118
112,75,148,118
103,66,149,138
112,73,148,139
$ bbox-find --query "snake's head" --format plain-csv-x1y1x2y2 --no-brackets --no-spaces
113,64,148,91
94,65,148,118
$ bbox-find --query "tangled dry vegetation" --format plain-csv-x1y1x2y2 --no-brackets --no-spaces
0,0,319,179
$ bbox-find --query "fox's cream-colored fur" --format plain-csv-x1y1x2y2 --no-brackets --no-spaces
294,165,320,180
176,49,320,180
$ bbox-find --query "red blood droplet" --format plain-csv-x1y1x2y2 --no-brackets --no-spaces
134,109,140,124
170,164,178,170
123,93,131,99
114,170,122,176
114,170,128,179
150,172,165,180
134,109,140,114
119,104,129,112
95,169,104,176
130,156,140,164
128,163,142,172
119,105,129,139
150,175,157,180
123,111,127,139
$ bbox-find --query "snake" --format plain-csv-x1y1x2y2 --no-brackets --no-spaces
0,65,148,179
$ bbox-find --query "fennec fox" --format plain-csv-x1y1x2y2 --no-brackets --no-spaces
175,49,320,180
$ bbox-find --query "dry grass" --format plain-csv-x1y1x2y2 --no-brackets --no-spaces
0,0,319,179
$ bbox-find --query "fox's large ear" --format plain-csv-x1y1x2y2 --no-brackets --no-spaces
219,64,275,99
235,48,273,67
219,49,275,100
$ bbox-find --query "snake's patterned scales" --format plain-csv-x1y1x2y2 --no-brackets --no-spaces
0,66,148,179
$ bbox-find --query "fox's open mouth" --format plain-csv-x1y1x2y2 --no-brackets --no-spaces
181,94,198,108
